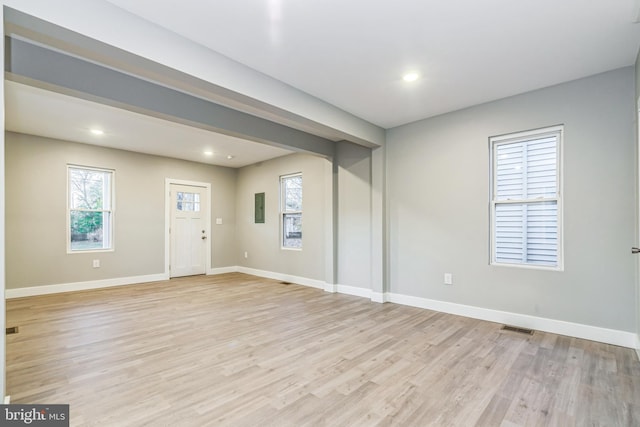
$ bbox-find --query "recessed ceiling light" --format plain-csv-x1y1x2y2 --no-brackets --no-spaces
204,150,214,156
227,155,235,160
402,72,419,82
90,129,104,136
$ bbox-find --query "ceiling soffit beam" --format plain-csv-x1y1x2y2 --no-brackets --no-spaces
6,37,335,159
4,6,383,148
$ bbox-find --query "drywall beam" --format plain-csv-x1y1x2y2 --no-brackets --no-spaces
6,37,335,158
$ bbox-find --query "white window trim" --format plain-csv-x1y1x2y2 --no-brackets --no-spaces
66,164,115,254
280,172,302,251
489,125,564,271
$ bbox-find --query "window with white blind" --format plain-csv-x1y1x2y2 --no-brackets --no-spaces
490,126,563,269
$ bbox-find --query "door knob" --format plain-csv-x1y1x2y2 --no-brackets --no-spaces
202,236,207,240
632,247,640,254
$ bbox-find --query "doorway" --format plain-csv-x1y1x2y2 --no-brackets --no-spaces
166,180,211,278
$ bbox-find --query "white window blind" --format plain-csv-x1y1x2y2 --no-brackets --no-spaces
491,126,562,268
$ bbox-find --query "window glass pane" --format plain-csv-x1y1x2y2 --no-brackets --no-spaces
176,192,199,211
495,142,524,201
69,168,111,209
525,137,557,199
526,201,558,265
494,203,524,264
494,201,557,267
495,135,557,201
284,176,302,212
70,211,108,250
283,213,302,248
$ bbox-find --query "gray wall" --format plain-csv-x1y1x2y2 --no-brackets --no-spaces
636,52,640,339
636,51,640,102
236,153,328,281
337,141,372,289
386,67,637,332
7,67,638,335
5,132,237,288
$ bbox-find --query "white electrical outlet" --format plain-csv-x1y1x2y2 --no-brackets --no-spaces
244,251,248,259
216,218,223,225
444,273,453,285
93,259,100,268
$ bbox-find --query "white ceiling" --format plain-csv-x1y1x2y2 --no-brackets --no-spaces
4,81,293,168
104,0,640,129
6,1,640,168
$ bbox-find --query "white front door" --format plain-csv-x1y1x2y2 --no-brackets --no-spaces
170,184,208,277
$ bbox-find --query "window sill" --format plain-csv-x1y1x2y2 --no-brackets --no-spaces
67,248,115,255
490,261,563,272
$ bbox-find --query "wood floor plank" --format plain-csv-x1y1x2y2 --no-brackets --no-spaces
6,273,640,426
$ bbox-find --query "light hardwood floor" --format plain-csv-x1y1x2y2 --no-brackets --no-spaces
6,273,640,426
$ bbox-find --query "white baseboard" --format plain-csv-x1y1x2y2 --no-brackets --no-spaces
371,291,389,303
324,283,337,293
387,293,638,349
218,268,369,299
6,265,242,299
207,266,239,275
235,266,325,289
8,266,637,350
5,273,169,299
336,284,372,299
213,268,639,349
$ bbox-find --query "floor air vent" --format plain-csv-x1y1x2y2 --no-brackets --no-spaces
6,326,19,335
501,325,533,335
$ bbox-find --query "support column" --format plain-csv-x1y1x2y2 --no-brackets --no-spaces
371,144,387,302
324,151,338,292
